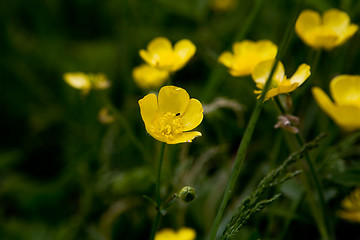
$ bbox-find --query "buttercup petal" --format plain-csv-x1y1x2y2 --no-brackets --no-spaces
139,37,174,69
312,87,337,120
172,39,196,71
295,10,321,37
167,131,202,144
63,72,91,90
218,51,234,68
138,93,159,127
330,75,360,106
181,99,203,131
289,63,311,86
158,86,190,114
332,105,360,131
338,23,359,45
155,228,176,240
177,228,196,240
233,40,253,55
323,9,350,35
252,60,285,86
132,64,169,89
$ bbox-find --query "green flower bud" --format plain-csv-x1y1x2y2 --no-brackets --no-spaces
178,186,196,203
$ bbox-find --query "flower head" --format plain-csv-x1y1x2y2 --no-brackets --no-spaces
295,9,358,50
252,60,311,101
155,227,196,240
139,37,196,72
132,64,169,89
337,188,360,223
312,75,360,131
139,86,203,144
218,40,278,77
63,72,110,95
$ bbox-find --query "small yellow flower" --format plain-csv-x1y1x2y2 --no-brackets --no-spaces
138,86,203,144
155,227,196,240
337,188,360,223
132,64,169,89
312,75,360,131
63,72,110,95
139,37,196,72
218,40,278,77
252,60,311,101
295,9,358,50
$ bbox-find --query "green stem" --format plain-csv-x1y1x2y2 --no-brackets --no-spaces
208,1,304,238
100,91,149,162
202,0,265,102
273,98,332,240
149,142,166,240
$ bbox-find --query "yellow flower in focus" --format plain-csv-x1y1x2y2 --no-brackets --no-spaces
210,0,237,12
63,72,110,95
155,227,196,240
295,9,358,50
138,86,203,144
312,75,360,131
132,64,169,89
337,188,360,223
252,60,311,101
139,37,196,72
218,40,278,77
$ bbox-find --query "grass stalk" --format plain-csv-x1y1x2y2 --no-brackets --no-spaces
208,1,304,238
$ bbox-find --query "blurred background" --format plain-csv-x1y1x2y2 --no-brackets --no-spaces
1,0,360,239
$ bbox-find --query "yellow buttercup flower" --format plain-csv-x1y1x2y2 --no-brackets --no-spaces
312,75,360,131
337,188,360,223
252,60,311,101
218,40,278,77
155,227,196,240
295,9,358,50
63,72,110,95
132,64,169,89
139,37,196,72
138,86,203,144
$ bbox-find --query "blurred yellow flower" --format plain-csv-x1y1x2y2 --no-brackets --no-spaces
98,107,115,124
210,0,237,12
295,9,358,50
155,227,196,240
312,75,360,131
63,72,110,95
218,40,278,77
252,60,311,101
337,188,360,223
139,37,196,72
138,86,203,144
132,64,169,89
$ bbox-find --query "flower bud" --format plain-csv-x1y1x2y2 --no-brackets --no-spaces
178,186,196,203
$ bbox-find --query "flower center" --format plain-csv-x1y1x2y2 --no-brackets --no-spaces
154,112,183,140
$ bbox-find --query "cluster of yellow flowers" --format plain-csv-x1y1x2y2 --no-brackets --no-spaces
61,7,359,237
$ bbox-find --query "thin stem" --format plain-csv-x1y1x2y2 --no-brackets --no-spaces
149,142,166,240
100,91,149,162
273,98,332,240
208,1,304,238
